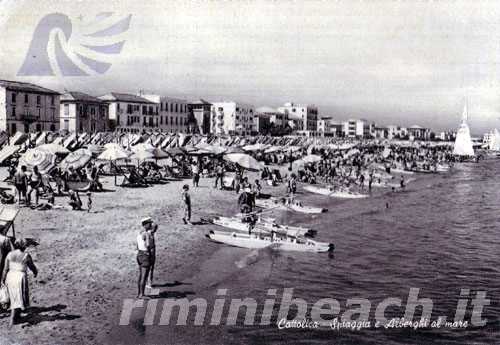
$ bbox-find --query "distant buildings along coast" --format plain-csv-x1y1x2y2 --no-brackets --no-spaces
0,78,462,141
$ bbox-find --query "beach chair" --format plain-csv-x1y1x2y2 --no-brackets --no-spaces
0,206,19,238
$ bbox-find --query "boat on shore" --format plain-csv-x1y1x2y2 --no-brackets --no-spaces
303,185,368,199
206,230,334,253
210,215,316,237
255,197,327,214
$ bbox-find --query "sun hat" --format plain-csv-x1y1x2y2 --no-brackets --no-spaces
141,217,153,226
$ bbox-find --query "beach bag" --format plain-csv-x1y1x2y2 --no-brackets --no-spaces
0,284,9,304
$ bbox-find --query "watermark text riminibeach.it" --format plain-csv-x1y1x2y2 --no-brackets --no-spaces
118,288,490,328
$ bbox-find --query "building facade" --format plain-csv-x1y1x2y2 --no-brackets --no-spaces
99,93,158,133
0,79,60,134
187,99,212,134
277,102,318,131
342,119,371,138
210,101,255,136
408,125,431,140
255,106,287,129
142,94,189,133
60,92,108,133
386,125,408,140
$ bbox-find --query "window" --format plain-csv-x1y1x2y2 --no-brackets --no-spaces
24,94,29,103
36,124,42,132
50,96,54,106
175,117,178,125
170,116,173,125
218,107,223,112
11,93,16,103
165,102,169,112
127,104,133,114
51,109,55,120
11,123,16,134
64,104,69,115
160,103,163,111
170,103,173,112
143,117,146,126
160,116,163,125
175,104,178,113
142,106,147,115
38,108,41,117
36,95,41,105
50,124,55,131
148,106,153,115
12,106,15,117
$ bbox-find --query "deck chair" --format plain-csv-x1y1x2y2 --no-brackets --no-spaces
0,206,19,238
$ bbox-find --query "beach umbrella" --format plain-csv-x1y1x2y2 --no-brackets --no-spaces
224,147,245,154
86,144,105,156
97,146,130,161
243,143,268,152
132,143,156,152
382,147,391,159
104,142,124,150
196,144,227,155
18,148,57,174
130,149,155,161
292,154,321,169
59,149,92,170
166,147,186,156
264,146,282,154
224,153,264,171
38,143,70,155
302,154,322,164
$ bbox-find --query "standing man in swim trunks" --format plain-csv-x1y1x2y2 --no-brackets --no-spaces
147,222,158,288
136,217,153,298
13,166,28,206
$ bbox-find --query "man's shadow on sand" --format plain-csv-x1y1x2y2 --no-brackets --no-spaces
149,291,195,299
152,280,192,288
20,304,81,327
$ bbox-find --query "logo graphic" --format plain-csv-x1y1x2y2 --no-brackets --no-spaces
17,12,132,76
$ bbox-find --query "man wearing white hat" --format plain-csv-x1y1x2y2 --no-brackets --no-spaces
136,217,154,298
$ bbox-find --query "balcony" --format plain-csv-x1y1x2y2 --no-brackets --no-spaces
20,114,39,122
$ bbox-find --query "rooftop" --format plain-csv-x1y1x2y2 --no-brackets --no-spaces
0,79,60,95
255,106,278,114
61,91,104,103
98,92,156,104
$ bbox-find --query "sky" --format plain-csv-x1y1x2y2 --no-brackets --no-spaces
1,0,500,134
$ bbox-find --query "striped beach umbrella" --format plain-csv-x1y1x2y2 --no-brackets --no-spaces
18,148,57,174
59,149,92,170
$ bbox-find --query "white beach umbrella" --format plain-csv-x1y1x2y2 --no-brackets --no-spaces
224,153,264,171
38,143,70,155
97,147,130,161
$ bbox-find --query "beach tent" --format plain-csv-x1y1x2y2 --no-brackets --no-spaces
18,148,57,174
0,145,21,165
224,153,264,171
59,149,93,170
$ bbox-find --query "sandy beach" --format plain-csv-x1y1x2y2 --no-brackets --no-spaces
0,170,256,344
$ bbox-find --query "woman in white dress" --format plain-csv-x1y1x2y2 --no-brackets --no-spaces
1,239,38,327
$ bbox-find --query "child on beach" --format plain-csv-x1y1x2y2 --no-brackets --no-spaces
86,192,92,213
181,184,192,224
